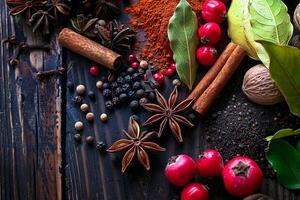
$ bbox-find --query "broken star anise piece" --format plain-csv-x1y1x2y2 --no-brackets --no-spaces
71,14,98,38
143,86,195,143
29,10,55,34
49,0,71,18
107,117,165,173
6,0,47,18
95,20,135,53
93,0,121,20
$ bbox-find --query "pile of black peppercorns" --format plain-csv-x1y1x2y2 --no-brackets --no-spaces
98,65,156,111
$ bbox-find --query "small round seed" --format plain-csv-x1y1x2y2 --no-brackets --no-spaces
88,91,95,100
139,60,148,69
86,136,94,144
86,112,95,121
74,121,84,131
98,20,106,26
96,141,107,151
96,81,104,89
100,113,108,122
74,133,81,142
80,104,89,112
172,79,181,87
76,84,86,95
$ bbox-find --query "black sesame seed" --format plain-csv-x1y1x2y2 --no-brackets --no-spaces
130,100,139,110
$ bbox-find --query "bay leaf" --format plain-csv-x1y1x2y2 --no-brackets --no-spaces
168,0,198,90
266,128,300,141
261,42,300,117
266,139,300,189
228,0,293,67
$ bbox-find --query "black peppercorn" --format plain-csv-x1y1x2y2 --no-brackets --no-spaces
132,73,140,81
119,93,128,102
124,75,132,83
139,97,148,106
130,100,139,110
111,82,118,89
88,91,95,100
115,87,123,96
112,96,120,106
67,81,74,90
117,77,124,85
148,92,156,100
74,133,81,142
101,76,108,82
105,100,114,110
103,89,112,98
96,141,107,151
133,82,141,90
136,89,145,98
122,84,131,92
128,91,135,99
103,82,110,89
188,113,197,122
73,96,83,104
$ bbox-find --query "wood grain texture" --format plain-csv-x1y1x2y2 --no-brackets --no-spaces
0,1,62,199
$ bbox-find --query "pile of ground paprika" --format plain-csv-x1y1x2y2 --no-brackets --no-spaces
126,0,203,73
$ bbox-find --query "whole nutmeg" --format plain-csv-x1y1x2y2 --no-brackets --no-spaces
242,64,283,105
294,3,300,33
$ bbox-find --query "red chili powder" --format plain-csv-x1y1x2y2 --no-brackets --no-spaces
126,0,203,73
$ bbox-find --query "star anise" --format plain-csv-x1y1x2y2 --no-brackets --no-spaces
107,117,166,173
143,87,194,143
29,9,55,34
6,0,47,18
93,0,120,20
95,20,135,53
49,0,70,18
71,14,98,38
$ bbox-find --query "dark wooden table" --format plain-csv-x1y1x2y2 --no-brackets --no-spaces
1,0,300,199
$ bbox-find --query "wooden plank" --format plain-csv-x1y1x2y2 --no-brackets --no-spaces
0,1,62,199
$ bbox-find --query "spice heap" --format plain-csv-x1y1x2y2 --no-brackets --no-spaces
125,0,203,72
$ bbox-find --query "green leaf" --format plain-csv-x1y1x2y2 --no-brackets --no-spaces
261,42,300,117
266,128,300,141
297,141,300,152
168,0,198,90
228,0,293,67
266,139,300,190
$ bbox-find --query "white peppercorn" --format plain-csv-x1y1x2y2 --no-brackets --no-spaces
80,104,89,112
76,84,86,95
74,121,84,131
86,112,95,121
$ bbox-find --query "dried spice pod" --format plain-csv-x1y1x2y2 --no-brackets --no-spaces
71,14,98,37
243,193,273,200
294,3,300,33
242,64,283,105
6,0,47,18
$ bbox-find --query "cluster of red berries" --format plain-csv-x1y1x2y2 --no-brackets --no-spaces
165,149,263,200
196,0,228,67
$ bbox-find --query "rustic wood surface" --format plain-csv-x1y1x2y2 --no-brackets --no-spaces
1,0,300,199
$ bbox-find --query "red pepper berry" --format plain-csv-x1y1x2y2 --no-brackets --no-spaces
196,46,218,67
89,66,100,76
170,63,176,71
181,183,209,200
153,72,165,85
196,149,224,178
128,54,136,63
131,62,139,69
166,68,175,77
202,0,227,24
198,22,221,45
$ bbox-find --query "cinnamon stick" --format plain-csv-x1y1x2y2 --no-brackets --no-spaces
193,45,247,115
58,28,122,71
188,42,237,101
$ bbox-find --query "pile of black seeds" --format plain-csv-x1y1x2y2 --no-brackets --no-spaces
201,66,300,178
98,64,157,111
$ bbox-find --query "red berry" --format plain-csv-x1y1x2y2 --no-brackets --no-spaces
196,46,218,67
222,157,263,197
181,183,209,200
165,154,197,187
202,0,227,24
198,22,221,45
197,149,224,178
170,63,176,70
166,68,175,77
89,66,100,76
131,62,139,69
153,72,165,85
128,54,136,63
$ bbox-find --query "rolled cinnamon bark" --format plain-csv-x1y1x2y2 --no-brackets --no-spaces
58,28,122,71
193,45,247,115
188,42,237,101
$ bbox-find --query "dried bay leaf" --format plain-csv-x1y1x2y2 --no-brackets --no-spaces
266,128,300,141
168,0,198,90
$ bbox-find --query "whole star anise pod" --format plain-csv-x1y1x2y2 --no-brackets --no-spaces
107,117,165,172
71,14,98,38
143,87,194,143
49,0,70,18
95,20,135,53
6,0,47,18
93,0,120,20
29,9,55,34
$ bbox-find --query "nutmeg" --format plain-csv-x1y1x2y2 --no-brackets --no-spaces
242,64,283,105
294,3,300,33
